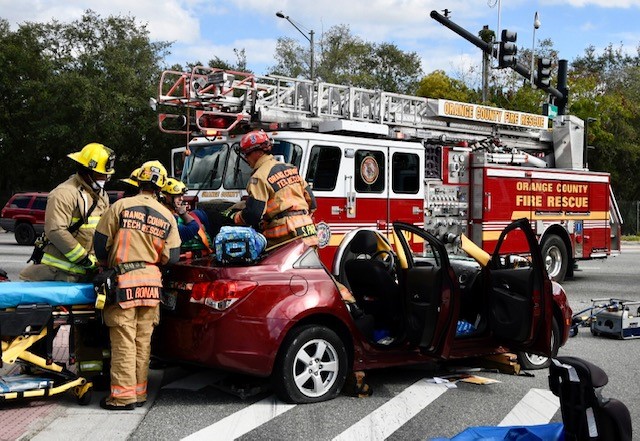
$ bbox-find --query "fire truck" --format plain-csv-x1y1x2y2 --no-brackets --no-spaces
154,66,622,282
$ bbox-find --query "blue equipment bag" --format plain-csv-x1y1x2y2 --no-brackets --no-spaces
215,226,267,265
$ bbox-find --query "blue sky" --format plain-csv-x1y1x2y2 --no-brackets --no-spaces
2,0,640,84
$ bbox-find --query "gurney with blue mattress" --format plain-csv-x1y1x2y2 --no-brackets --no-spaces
0,281,105,405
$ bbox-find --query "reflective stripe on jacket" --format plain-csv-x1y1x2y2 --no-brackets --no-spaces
42,174,109,274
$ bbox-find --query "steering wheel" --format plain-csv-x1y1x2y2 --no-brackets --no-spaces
371,249,396,273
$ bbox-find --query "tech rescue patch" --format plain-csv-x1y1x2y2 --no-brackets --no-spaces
267,164,302,191
119,206,172,239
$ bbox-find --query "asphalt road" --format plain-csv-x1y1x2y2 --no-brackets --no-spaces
1,230,638,440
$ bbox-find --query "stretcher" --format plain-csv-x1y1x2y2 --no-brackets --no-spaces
0,282,100,405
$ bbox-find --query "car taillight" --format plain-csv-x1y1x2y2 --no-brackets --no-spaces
189,279,257,310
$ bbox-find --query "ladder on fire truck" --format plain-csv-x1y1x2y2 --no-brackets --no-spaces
155,66,552,154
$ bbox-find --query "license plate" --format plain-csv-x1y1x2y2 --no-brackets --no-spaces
162,289,178,311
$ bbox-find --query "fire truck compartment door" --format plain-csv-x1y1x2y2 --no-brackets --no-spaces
393,222,458,356
487,218,553,355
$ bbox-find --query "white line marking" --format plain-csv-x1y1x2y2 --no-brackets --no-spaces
332,379,448,441
498,388,559,427
181,395,296,441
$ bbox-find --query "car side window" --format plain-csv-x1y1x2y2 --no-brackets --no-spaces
306,145,340,191
392,152,419,194
10,196,31,208
32,197,47,210
355,150,385,193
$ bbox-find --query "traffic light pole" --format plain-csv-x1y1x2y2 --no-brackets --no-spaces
430,10,568,115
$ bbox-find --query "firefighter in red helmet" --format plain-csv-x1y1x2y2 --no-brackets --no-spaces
231,130,317,248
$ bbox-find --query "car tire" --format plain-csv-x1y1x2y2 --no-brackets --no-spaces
273,324,348,404
541,235,568,282
15,222,36,246
517,318,560,370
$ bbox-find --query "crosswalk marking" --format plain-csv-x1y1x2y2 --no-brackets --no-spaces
181,395,296,441
498,388,559,426
331,379,449,441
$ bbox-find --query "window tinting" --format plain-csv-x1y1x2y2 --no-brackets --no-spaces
10,196,31,209
392,152,419,194
306,146,341,191
33,197,48,210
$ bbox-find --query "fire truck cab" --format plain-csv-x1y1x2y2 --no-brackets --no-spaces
158,66,622,282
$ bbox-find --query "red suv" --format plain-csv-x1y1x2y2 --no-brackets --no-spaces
0,192,48,245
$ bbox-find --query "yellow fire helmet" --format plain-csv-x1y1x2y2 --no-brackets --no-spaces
120,167,141,187
67,143,116,175
137,160,168,189
162,177,187,195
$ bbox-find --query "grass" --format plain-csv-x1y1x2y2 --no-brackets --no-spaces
622,235,640,242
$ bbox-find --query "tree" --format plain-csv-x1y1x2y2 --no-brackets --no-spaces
568,45,640,203
270,25,422,94
0,11,173,202
416,70,472,101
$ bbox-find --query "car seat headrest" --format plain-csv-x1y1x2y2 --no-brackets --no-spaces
349,231,379,255
555,356,609,388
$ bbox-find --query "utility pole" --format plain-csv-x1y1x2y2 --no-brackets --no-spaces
479,25,494,104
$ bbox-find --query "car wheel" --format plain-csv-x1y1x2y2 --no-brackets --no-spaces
15,223,36,245
517,318,560,370
273,324,348,404
541,235,567,282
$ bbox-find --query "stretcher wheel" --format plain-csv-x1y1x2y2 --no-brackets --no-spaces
75,383,93,405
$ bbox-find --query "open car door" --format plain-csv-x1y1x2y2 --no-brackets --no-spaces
392,222,459,358
487,218,553,356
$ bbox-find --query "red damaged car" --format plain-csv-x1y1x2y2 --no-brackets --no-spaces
153,218,572,403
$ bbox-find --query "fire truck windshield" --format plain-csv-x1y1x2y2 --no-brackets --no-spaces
181,139,304,191
182,143,229,190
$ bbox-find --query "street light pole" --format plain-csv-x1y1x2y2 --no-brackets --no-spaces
530,12,541,87
276,11,315,80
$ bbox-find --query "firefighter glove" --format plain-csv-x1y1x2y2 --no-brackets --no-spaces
78,254,98,270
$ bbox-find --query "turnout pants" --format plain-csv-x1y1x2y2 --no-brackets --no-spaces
103,303,160,406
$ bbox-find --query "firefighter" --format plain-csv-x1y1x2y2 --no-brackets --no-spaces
160,178,213,257
120,167,142,197
20,142,115,282
94,160,180,410
230,130,318,248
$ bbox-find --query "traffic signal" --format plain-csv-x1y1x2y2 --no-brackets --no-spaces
536,58,552,88
498,29,517,68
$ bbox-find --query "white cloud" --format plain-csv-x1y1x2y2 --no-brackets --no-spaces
541,0,640,6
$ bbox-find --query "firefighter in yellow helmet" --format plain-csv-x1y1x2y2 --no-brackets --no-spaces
20,142,115,282
231,130,318,248
119,167,141,197
160,178,213,257
94,160,180,410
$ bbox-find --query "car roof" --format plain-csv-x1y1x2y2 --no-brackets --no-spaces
9,192,49,198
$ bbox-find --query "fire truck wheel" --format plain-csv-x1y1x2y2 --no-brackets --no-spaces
517,318,560,370
273,324,348,404
541,235,567,282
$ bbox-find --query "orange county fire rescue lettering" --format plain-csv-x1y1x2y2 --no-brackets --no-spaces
439,100,548,129
515,181,589,210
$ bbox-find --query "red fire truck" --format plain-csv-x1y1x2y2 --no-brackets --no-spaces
155,66,622,282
